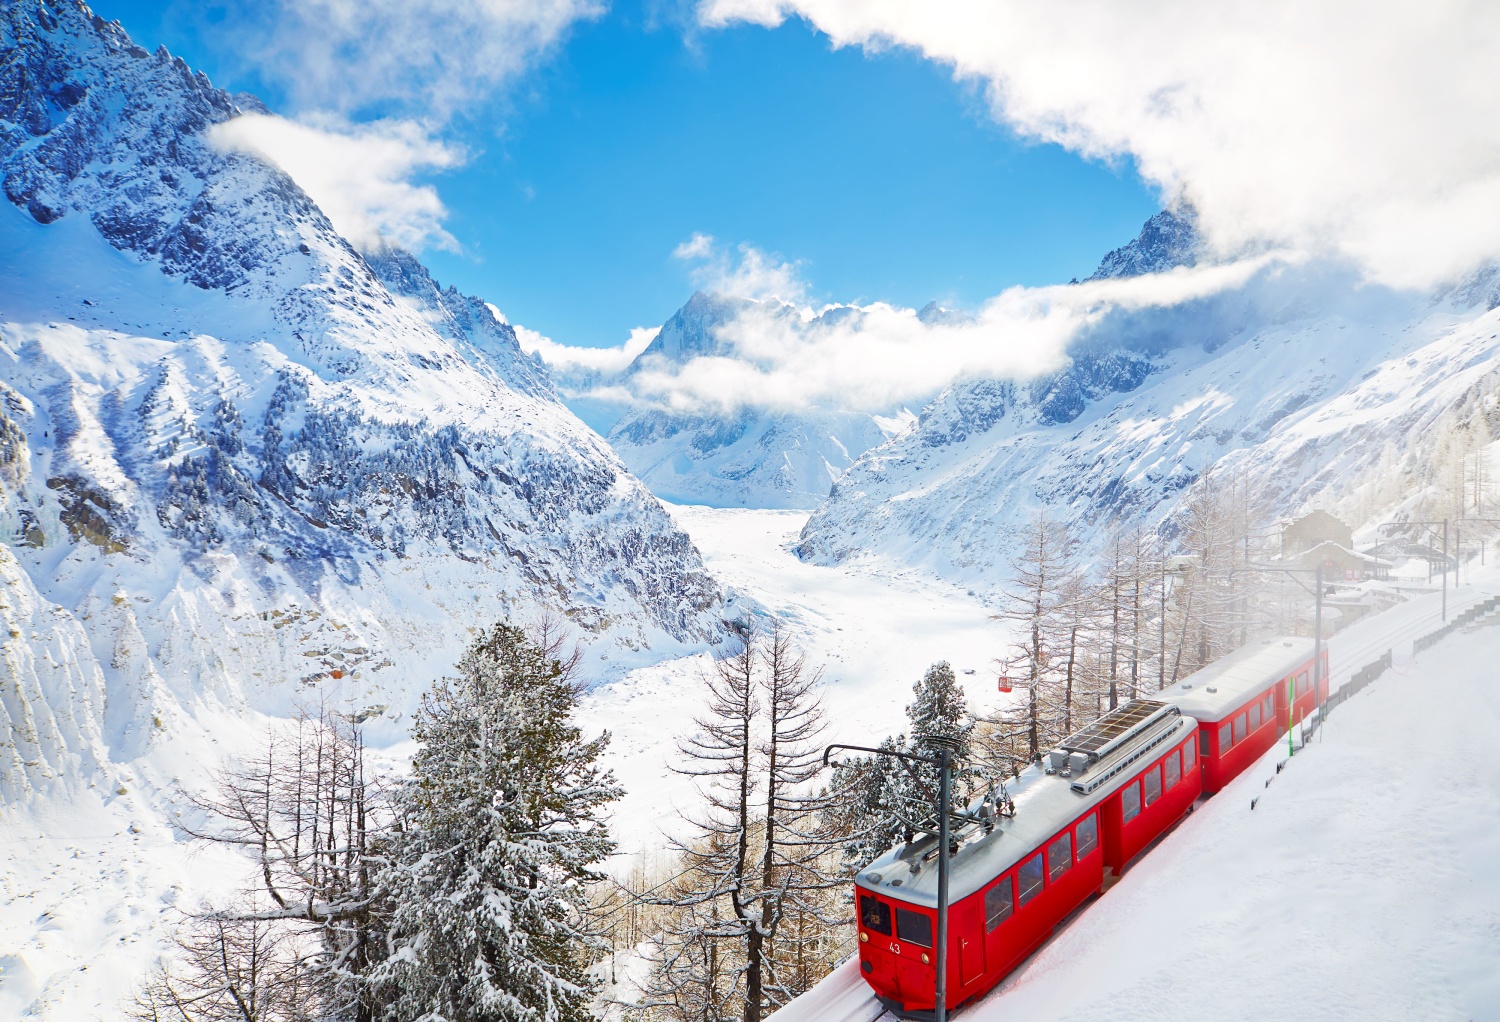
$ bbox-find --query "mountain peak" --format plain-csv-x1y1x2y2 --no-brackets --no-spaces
1086,206,1201,281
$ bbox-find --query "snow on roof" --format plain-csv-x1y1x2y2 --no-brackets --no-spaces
1157,636,1315,722
1276,540,1394,567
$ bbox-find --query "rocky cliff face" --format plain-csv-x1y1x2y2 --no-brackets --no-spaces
0,0,721,799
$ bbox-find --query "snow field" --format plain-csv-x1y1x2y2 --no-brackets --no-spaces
0,792,248,1021
579,504,1005,857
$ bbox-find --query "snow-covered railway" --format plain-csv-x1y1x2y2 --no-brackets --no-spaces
772,583,1495,1022
849,638,1322,1019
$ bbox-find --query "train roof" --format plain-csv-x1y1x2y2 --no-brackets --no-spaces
855,702,1197,909
1157,636,1316,722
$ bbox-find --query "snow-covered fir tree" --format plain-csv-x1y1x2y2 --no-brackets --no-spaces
823,661,978,872
377,622,621,1022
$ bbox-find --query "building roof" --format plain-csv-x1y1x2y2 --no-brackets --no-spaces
1157,636,1315,722
1288,540,1394,568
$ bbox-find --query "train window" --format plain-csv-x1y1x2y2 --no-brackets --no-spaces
1297,671,1309,697
1264,694,1275,720
896,907,933,948
1249,703,1261,730
985,877,1014,931
859,894,891,936
1183,739,1196,771
1199,729,1210,755
1234,713,1248,743
1143,766,1162,806
1121,782,1141,823
1075,813,1099,858
1219,724,1233,756
1164,751,1181,789
1047,832,1072,881
1017,853,1045,906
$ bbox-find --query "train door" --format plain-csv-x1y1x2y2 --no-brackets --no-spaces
1099,790,1124,872
954,898,985,988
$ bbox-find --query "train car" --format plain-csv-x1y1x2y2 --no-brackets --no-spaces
852,700,1199,1019
1156,636,1325,794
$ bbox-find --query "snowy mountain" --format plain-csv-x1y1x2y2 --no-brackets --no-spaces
796,210,1500,581
606,292,908,509
1083,206,1200,282
0,0,721,800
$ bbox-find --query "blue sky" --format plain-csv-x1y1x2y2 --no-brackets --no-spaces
101,0,1159,348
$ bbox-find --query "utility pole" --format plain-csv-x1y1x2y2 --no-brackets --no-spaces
1314,562,1324,730
933,743,952,1022
824,738,956,1022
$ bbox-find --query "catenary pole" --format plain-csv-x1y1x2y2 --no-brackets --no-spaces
1314,562,1323,741
934,747,951,1022
821,740,953,1022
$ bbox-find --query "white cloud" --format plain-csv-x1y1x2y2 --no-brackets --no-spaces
208,114,462,253
698,0,1500,290
518,324,660,376
612,254,1289,414
672,232,716,261
196,1,603,257
673,234,808,302
230,0,604,120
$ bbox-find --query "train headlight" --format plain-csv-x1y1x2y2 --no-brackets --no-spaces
921,953,930,964
859,931,868,942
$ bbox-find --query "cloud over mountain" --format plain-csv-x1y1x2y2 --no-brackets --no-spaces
700,0,1500,290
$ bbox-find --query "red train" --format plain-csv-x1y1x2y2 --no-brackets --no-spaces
853,636,1326,1019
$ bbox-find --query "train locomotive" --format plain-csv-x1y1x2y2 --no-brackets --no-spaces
852,636,1328,1019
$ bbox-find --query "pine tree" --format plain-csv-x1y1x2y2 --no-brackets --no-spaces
823,661,977,871
754,621,837,1012
378,622,621,1022
1167,466,1278,677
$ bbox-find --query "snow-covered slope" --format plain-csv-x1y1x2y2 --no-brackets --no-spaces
767,579,1500,1022
0,0,721,804
798,212,1500,582
967,600,1500,1021
606,292,904,509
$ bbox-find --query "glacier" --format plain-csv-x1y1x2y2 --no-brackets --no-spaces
604,291,911,509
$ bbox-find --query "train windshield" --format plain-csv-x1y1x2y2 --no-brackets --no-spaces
860,894,892,935
895,907,933,948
